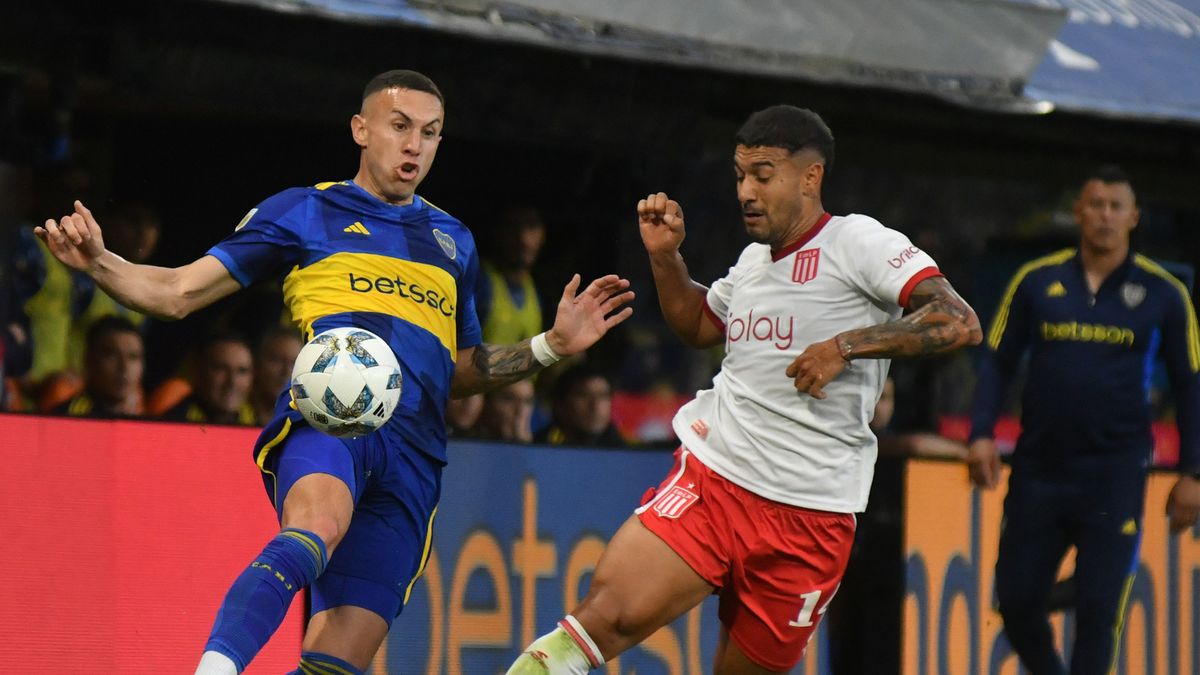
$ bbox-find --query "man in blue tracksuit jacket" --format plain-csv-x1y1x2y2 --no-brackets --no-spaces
968,165,1200,674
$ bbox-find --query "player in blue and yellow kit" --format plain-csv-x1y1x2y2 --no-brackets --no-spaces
968,165,1200,673
37,70,635,675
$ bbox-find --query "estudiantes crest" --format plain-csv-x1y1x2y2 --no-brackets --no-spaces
653,486,699,519
792,248,820,284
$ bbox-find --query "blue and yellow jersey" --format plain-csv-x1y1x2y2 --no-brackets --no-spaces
11,228,101,380
206,180,483,462
971,249,1200,474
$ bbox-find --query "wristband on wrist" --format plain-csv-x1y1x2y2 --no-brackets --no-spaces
531,332,562,366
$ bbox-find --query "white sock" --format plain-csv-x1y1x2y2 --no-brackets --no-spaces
506,615,604,674
195,650,239,675
560,616,604,667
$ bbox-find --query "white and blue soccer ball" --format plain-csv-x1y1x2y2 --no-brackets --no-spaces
290,327,402,438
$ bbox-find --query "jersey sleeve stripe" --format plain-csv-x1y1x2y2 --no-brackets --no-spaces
701,295,726,333
897,266,942,308
1134,255,1200,372
986,248,1076,351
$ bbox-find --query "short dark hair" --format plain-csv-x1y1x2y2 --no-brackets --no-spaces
85,315,141,354
196,330,251,363
255,325,303,355
735,105,835,169
551,363,611,403
1082,163,1133,189
362,70,443,106
498,203,545,231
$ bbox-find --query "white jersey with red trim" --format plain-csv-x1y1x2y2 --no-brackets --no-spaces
672,212,941,512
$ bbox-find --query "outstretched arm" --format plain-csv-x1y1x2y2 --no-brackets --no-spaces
786,276,982,398
451,274,633,397
36,200,240,320
638,192,724,349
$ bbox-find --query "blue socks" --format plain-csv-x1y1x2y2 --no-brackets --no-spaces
204,528,328,671
288,651,365,675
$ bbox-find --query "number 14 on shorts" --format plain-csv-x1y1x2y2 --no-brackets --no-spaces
789,585,838,628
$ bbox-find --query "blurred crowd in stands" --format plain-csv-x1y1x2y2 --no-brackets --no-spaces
0,156,1190,461
0,163,644,446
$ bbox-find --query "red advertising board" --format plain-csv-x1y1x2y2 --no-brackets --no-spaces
0,414,302,673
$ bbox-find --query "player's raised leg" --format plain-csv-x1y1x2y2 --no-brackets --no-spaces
507,515,713,673
196,475,350,674
196,426,357,675
291,429,442,674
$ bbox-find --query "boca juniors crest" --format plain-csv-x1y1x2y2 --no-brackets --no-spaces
1120,282,1146,309
432,229,457,260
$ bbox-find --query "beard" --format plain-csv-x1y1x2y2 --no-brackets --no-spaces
743,217,772,244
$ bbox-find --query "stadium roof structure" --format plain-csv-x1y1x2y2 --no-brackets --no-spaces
216,0,1200,126
1019,0,1200,124
222,0,1063,113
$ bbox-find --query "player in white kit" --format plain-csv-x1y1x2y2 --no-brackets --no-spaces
507,105,982,674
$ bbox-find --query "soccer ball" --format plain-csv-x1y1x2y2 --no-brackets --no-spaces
290,327,402,438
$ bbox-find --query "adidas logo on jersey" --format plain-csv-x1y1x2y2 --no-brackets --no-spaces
1046,281,1067,297
343,221,371,236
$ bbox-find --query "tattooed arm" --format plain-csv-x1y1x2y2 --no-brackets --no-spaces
835,276,982,358
786,276,982,399
451,340,544,397
451,274,635,397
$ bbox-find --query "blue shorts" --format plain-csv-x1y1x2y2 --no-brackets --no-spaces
252,399,442,623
